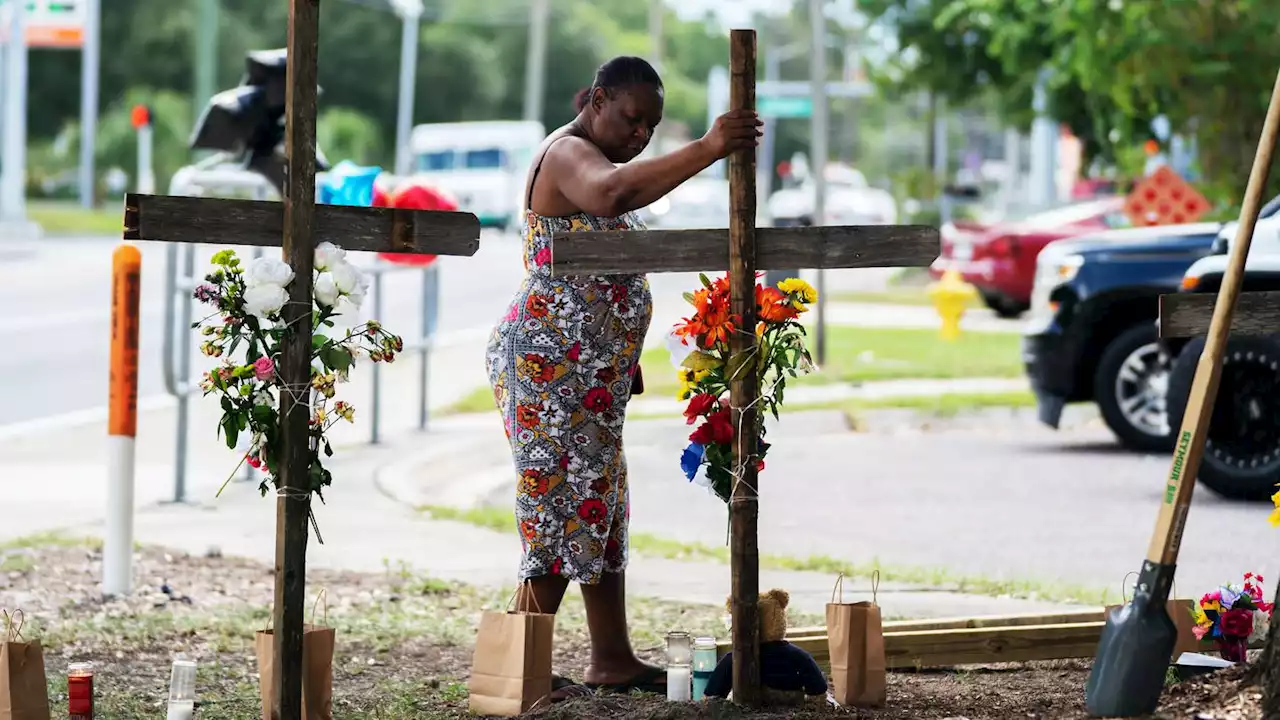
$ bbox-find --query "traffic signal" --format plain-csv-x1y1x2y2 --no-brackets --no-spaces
189,48,329,185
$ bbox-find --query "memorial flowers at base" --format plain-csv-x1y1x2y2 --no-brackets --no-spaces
1191,572,1274,662
670,273,818,502
191,242,402,499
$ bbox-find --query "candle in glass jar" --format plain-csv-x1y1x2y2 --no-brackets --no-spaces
667,665,692,701
68,662,95,720
692,637,718,700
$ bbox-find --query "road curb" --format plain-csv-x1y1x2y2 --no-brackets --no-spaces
371,415,511,511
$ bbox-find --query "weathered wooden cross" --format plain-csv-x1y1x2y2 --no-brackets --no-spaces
550,29,939,705
118,1,481,717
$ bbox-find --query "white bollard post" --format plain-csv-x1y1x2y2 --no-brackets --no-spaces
104,244,142,597
133,105,155,194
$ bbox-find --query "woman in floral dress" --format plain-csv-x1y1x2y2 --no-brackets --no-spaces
485,56,761,698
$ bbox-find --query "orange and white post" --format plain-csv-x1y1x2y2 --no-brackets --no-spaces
104,244,142,597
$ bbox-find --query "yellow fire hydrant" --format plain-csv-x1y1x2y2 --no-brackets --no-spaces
926,269,978,341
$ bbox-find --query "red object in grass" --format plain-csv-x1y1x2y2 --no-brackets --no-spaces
130,105,151,129
376,181,459,267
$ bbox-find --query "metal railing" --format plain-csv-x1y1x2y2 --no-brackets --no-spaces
161,159,443,501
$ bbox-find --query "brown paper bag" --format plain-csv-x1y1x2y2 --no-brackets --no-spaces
467,583,555,717
0,610,51,720
256,591,335,720
825,573,886,708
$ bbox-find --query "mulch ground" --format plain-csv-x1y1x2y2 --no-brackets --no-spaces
0,537,1267,719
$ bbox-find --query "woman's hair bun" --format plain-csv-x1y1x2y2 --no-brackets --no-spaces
573,87,591,112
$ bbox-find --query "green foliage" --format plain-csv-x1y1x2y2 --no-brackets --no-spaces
318,108,385,166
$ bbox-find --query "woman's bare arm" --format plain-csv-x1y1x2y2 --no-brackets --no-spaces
545,135,716,217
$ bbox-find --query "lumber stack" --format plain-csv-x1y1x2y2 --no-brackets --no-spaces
715,603,1260,671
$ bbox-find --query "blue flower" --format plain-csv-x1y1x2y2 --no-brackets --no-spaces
681,443,706,480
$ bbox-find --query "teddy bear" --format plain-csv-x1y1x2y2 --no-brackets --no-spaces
704,588,828,705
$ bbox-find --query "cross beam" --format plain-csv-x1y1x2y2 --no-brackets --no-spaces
547,28,939,705
124,194,481,256
1159,291,1280,338
549,225,938,276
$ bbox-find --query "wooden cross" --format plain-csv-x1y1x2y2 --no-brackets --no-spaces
119,2,480,717
550,29,939,705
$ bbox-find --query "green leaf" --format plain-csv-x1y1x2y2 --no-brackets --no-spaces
682,291,696,306
725,351,757,382
681,351,723,371
221,415,239,450
312,334,327,350
699,273,713,289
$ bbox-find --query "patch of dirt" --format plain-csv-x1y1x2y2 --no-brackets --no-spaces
0,539,1269,719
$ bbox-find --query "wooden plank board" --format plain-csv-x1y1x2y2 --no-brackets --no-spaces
785,609,1107,639
123,193,482,257
549,225,940,276
1159,290,1280,338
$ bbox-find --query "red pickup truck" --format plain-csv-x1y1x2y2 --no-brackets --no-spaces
929,197,1130,317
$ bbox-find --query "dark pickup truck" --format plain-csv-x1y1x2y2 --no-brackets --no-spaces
1022,223,1222,452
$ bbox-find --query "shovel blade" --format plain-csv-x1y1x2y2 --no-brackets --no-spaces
1085,598,1178,717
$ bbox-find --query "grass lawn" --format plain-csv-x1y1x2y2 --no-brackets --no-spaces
830,288,982,309
441,327,1024,415
28,200,124,235
639,325,1024,399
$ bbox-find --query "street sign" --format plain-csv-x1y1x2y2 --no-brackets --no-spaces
1124,165,1211,227
757,79,873,99
758,95,812,118
0,0,85,48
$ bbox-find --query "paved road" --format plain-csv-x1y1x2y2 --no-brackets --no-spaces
384,407,1280,604
0,232,915,426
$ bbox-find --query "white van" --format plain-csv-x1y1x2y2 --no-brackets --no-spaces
409,120,546,229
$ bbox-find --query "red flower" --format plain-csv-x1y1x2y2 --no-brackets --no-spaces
578,498,608,524
550,557,563,575
520,519,538,541
584,386,613,413
684,393,718,425
567,342,581,362
604,538,622,562
1221,608,1255,638
596,367,618,384
559,454,570,471
756,459,766,472
534,247,552,267
690,407,734,445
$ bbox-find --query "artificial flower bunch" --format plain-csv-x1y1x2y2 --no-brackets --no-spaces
669,273,818,502
192,242,402,499
1191,572,1273,662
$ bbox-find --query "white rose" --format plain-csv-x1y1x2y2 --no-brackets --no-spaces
692,465,712,488
244,257,295,289
344,285,367,310
665,329,695,370
315,242,347,271
1250,609,1270,644
330,260,363,295
314,272,340,308
243,283,288,318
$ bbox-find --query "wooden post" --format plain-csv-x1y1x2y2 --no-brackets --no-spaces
274,0,320,717
727,28,761,707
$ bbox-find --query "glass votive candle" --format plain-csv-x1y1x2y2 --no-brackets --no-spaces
666,631,693,701
692,636,718,700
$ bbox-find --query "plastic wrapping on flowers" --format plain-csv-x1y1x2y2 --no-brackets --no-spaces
191,242,403,499
1190,572,1274,661
671,272,819,503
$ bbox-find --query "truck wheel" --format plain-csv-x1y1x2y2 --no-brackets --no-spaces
1165,335,1280,502
1094,323,1175,452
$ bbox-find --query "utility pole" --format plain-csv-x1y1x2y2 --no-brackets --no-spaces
2,0,28,226
648,0,663,151
193,0,218,132
78,0,100,208
808,0,829,365
522,0,549,124
393,0,423,176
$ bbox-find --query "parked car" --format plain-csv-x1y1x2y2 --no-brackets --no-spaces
1159,194,1280,500
931,197,1131,318
1022,222,1221,452
767,165,898,226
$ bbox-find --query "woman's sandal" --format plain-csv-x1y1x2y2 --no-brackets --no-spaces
584,666,667,695
551,675,591,702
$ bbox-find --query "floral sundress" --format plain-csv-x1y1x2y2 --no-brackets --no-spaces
485,209,653,584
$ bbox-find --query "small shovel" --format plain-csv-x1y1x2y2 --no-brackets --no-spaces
1085,67,1280,718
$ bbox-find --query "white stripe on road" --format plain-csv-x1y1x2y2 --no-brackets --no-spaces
0,325,496,441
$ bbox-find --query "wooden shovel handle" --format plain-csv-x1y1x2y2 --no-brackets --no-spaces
1148,68,1280,566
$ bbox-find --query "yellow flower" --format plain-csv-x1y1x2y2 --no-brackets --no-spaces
778,277,818,305
677,367,710,400
1202,599,1221,613
1269,505,1280,528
